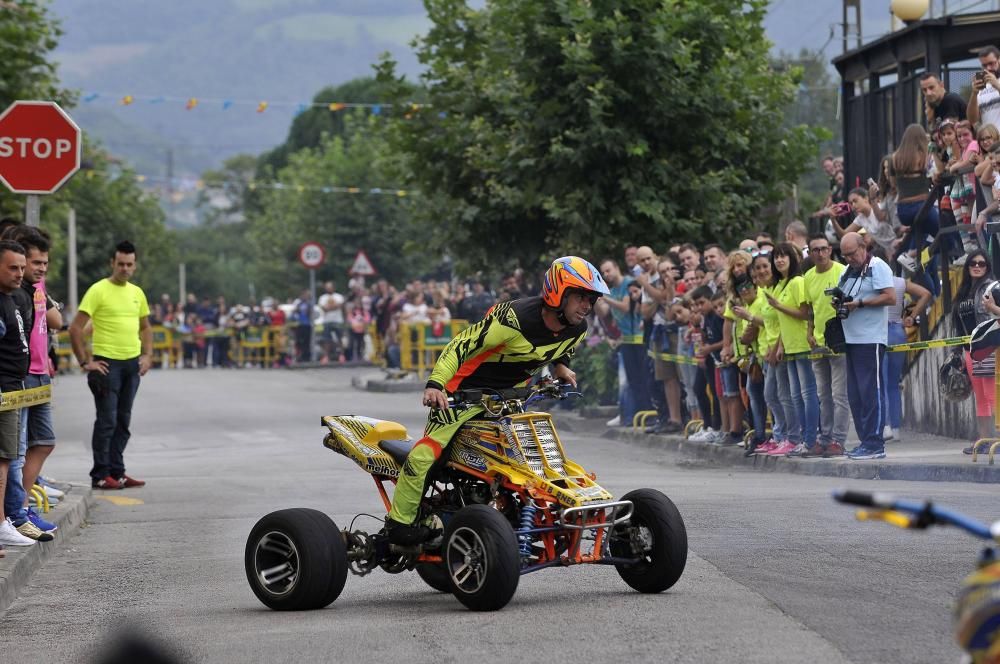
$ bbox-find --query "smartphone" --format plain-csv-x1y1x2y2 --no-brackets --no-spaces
867,177,878,192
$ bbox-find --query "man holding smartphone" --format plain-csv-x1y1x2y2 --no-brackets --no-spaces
968,46,1000,129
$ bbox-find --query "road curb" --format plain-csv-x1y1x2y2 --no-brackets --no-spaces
351,373,424,393
0,484,93,614
608,429,1000,484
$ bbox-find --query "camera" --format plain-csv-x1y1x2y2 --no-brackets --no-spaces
976,70,987,83
824,286,853,319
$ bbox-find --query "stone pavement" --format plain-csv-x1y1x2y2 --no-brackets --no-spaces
0,482,91,613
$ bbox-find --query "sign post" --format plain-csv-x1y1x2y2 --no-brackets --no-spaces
298,242,326,362
348,250,377,285
0,101,82,226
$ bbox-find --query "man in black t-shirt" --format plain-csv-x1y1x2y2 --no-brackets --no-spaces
0,241,33,548
920,73,966,125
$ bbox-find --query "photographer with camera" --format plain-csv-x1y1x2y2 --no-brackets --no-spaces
834,233,896,460
967,46,1000,130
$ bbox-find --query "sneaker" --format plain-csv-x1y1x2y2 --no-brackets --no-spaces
605,415,621,427
963,441,993,455
656,420,683,435
752,439,779,455
91,476,122,490
765,441,798,456
897,253,917,273
889,428,900,442
14,518,54,542
116,474,146,488
384,517,431,545
785,442,816,457
0,518,35,546
847,445,886,460
690,427,716,442
710,431,735,445
35,479,65,499
882,426,895,441
823,442,847,457
26,507,56,533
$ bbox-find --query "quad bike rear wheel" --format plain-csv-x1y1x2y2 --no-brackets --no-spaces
610,488,687,593
442,505,519,611
245,508,348,610
415,563,451,593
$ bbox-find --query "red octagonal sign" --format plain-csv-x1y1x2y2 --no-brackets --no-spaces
0,101,81,195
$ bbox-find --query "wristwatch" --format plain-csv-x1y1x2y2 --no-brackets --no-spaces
858,300,865,308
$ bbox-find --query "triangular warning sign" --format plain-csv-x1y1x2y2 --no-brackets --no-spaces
349,250,376,276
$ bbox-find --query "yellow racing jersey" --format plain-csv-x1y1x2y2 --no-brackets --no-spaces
426,296,586,393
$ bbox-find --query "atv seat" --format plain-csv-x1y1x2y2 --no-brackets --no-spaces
379,439,416,466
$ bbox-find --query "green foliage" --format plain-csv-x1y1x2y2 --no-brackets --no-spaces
573,341,618,407
46,145,175,303
245,109,431,299
375,0,825,272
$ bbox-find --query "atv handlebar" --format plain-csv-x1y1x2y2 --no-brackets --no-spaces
832,489,1000,541
446,381,579,411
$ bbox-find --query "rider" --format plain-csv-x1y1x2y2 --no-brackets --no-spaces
384,256,610,544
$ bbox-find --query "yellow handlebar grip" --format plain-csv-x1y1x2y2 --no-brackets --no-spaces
856,509,914,529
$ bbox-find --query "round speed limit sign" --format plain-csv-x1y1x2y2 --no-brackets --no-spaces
298,242,325,269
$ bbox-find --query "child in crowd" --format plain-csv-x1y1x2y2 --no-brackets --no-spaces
690,287,723,440
672,300,702,423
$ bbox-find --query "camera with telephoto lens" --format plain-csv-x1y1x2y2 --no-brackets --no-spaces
824,286,852,319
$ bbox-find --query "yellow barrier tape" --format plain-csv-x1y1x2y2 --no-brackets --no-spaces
646,335,972,368
887,336,970,352
646,350,701,365
0,384,52,411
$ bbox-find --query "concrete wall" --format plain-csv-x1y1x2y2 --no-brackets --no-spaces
902,317,977,440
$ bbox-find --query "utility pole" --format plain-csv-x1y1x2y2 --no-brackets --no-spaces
843,0,862,53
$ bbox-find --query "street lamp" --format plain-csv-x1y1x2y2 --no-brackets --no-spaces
891,0,929,24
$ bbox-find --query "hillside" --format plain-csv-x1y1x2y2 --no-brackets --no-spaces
50,0,430,176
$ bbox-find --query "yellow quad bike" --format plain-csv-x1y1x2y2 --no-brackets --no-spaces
244,382,687,612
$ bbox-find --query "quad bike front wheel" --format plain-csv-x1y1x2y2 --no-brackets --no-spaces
610,488,688,593
245,508,348,610
442,505,519,611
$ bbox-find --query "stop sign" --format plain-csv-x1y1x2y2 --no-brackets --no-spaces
0,101,81,195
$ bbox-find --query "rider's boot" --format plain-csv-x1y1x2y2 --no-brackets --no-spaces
384,516,432,545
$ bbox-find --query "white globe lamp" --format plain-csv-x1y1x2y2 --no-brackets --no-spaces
891,0,929,24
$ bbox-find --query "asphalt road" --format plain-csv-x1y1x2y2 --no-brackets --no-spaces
0,367,992,664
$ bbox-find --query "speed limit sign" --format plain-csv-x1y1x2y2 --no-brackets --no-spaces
298,242,325,269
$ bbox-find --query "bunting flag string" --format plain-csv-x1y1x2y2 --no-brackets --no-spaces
82,170,415,197
80,92,429,116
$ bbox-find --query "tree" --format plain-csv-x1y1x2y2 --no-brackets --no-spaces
376,0,825,270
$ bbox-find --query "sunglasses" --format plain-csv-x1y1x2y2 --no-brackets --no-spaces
751,249,772,258
969,260,989,268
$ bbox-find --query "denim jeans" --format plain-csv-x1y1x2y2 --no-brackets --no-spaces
746,369,767,443
774,361,802,443
763,362,787,442
896,199,940,249
88,356,141,481
618,344,651,424
3,404,27,521
812,354,849,445
786,357,819,445
882,322,907,429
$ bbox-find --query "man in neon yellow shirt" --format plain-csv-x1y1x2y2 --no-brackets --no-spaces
70,241,153,490
802,234,848,457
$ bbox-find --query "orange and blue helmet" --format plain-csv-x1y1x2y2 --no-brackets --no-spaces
541,256,610,309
